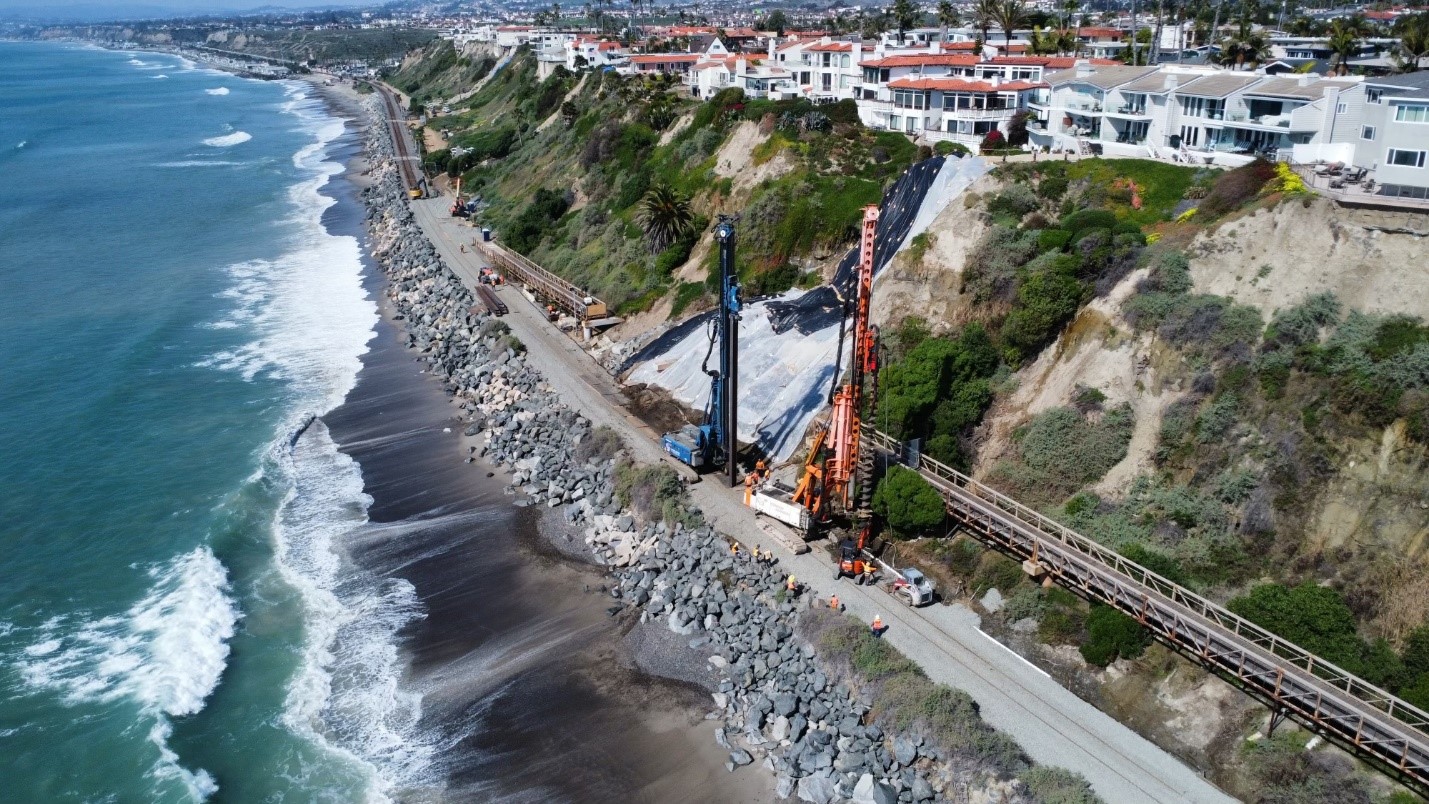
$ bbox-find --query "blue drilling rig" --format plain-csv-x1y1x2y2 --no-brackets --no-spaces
661,217,741,486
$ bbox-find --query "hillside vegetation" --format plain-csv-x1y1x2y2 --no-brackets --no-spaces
872,157,1429,799
396,43,925,315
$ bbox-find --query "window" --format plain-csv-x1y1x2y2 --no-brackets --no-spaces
1386,149,1426,168
1395,104,1429,123
1366,88,1382,104
841,54,850,68
1361,125,1376,140
1336,102,1347,114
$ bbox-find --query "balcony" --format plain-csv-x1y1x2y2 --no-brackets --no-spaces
921,128,985,146
1104,104,1150,119
940,106,1019,120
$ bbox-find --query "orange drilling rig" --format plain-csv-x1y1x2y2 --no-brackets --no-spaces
749,204,881,567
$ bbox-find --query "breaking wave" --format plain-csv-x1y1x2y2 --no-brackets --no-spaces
203,131,251,148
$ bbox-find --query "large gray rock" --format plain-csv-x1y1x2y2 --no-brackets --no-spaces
728,749,754,767
774,693,798,718
797,771,838,804
893,736,918,766
910,776,934,802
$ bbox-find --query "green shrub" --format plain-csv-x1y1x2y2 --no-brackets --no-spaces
987,184,1040,218
1060,209,1118,237
1118,544,1189,586
1038,229,1073,252
935,140,972,156
1021,765,1103,804
1001,265,1086,359
574,426,623,464
1264,292,1341,350
613,460,700,528
1228,582,1368,675
873,465,946,536
669,281,706,317
992,405,1134,506
1080,604,1148,666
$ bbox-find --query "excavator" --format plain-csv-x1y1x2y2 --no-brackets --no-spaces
749,205,881,547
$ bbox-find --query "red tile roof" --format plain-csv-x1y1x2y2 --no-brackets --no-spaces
807,42,855,52
860,54,980,68
629,53,702,64
1077,26,1125,38
888,77,1047,92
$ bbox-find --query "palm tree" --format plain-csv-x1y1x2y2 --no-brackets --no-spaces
994,0,1028,54
638,185,694,253
1218,19,1270,68
891,0,919,43
1327,16,1367,76
938,0,959,44
1395,12,1429,72
973,0,999,50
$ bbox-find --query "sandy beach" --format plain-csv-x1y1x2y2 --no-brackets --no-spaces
304,76,777,802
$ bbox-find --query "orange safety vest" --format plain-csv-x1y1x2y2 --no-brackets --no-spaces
872,615,883,631
830,595,839,610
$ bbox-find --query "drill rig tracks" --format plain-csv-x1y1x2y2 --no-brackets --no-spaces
866,430,1429,793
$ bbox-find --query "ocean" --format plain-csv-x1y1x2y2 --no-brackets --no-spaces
0,41,766,804
0,41,415,800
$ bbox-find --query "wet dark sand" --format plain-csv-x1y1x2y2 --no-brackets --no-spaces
314,102,773,803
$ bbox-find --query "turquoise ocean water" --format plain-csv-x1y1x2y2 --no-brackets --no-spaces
0,42,424,801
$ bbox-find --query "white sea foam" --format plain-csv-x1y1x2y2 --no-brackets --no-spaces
155,160,246,169
268,422,434,798
128,57,145,65
153,74,169,79
16,547,239,800
197,81,433,799
205,87,230,96
15,140,26,150
203,131,251,148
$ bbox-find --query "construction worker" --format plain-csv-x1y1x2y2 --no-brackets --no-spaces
753,545,762,564
730,542,739,557
871,614,884,637
862,562,876,585
755,458,766,476
744,472,755,505
762,547,773,563
829,594,840,611
786,574,798,596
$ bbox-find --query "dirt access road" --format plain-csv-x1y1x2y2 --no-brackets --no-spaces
407,197,1235,804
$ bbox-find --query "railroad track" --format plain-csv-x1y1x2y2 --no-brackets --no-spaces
867,430,1429,794
375,83,422,191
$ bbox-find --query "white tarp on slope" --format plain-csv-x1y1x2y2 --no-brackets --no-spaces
625,289,846,461
625,155,990,461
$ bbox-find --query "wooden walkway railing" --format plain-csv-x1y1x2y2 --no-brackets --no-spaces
868,429,1429,792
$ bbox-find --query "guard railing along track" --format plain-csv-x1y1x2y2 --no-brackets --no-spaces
868,429,1429,790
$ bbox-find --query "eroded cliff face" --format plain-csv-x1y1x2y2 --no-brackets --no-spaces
870,175,995,334
893,187,1429,791
1185,196,1429,321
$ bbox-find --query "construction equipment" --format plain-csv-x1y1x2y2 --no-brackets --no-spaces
449,177,468,217
884,567,935,607
661,218,741,485
750,205,880,533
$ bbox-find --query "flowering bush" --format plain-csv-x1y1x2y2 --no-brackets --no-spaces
1269,161,1309,196
1176,207,1198,223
